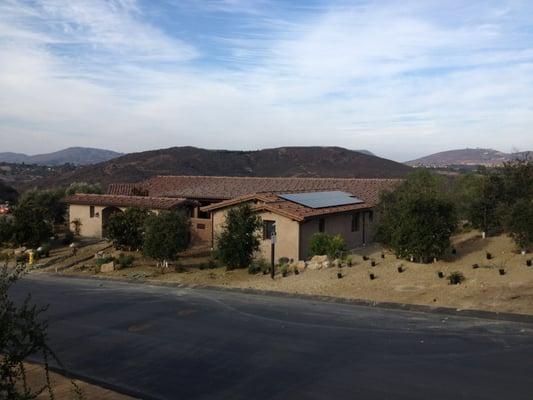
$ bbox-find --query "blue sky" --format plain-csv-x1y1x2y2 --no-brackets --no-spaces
1,0,532,161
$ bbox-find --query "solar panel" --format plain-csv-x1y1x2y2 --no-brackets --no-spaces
279,191,363,209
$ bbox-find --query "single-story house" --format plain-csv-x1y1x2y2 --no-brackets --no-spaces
64,176,400,260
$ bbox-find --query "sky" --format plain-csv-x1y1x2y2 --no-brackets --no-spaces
0,0,532,162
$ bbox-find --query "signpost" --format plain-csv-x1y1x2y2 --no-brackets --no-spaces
270,230,276,279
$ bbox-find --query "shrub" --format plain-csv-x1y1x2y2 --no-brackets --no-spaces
95,256,114,267
106,208,151,251
65,182,102,195
0,216,13,244
143,210,190,262
248,257,269,274
376,170,457,262
448,271,465,285
309,233,347,259
11,203,53,248
37,243,51,258
117,253,134,268
278,257,290,265
505,199,533,251
216,204,262,269
62,230,74,245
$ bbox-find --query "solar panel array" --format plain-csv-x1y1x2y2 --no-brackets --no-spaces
279,191,363,209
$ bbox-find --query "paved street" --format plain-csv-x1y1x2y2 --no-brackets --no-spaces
11,274,533,400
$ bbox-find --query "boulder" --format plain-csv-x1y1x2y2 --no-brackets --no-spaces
310,255,328,264
323,261,331,269
100,262,115,273
295,261,307,271
307,262,321,270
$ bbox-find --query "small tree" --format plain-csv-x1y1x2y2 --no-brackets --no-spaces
18,188,66,224
1,264,84,399
106,208,150,250
216,204,262,269
505,199,533,251
143,210,190,263
308,233,347,259
11,204,53,248
0,216,14,245
65,182,102,196
376,170,457,262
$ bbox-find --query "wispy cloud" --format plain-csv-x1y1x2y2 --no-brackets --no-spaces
0,0,532,160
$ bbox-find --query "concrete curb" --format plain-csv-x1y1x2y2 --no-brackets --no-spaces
43,272,533,324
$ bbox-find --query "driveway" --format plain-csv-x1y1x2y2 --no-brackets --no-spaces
10,274,533,400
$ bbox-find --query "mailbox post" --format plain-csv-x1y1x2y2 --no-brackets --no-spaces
270,229,276,279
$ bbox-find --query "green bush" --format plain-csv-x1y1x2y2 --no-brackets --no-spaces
95,256,114,267
376,170,457,262
62,230,74,245
37,243,51,258
216,204,262,269
11,203,53,248
0,217,13,245
248,257,269,274
106,208,151,251
143,210,190,262
448,271,465,285
309,233,347,259
505,199,533,251
117,253,134,268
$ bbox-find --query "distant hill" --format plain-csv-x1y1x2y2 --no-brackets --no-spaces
407,148,531,167
0,147,123,166
25,146,412,189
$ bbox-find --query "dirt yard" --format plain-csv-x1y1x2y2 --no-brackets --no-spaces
37,231,533,315
22,362,135,399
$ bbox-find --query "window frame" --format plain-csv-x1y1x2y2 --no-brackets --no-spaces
263,220,276,240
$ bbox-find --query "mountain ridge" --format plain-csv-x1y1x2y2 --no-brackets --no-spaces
0,147,123,166
23,146,411,189
407,148,531,167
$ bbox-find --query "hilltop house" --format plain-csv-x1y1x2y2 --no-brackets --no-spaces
64,176,400,261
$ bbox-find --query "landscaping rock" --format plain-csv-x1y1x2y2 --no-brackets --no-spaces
295,261,307,271
310,255,328,264
100,262,115,273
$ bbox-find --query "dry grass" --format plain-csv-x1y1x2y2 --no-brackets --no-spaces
55,231,533,315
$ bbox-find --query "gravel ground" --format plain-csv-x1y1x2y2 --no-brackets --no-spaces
50,231,533,315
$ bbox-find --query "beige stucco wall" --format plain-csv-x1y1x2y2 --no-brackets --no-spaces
211,207,300,263
69,204,109,238
299,210,377,260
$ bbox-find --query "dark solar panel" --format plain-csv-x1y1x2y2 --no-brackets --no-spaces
279,191,363,209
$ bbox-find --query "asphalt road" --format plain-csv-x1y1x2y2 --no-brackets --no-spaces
10,274,533,400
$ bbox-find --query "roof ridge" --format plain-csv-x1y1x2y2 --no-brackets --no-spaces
150,175,403,182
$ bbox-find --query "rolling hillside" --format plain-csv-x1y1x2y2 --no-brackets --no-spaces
407,148,531,167
25,146,411,189
0,147,123,166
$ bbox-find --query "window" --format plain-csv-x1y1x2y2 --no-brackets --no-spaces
263,220,276,240
368,210,374,223
318,218,325,233
351,213,360,232
89,206,95,218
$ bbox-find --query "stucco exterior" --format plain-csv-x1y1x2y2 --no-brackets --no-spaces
211,207,300,263
69,204,110,238
298,210,377,260
210,205,378,262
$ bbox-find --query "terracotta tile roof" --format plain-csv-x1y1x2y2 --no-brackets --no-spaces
127,175,402,202
106,183,138,196
64,194,195,210
202,191,379,221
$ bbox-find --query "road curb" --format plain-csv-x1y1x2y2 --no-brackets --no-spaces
43,272,533,324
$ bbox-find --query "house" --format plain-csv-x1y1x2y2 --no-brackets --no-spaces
202,191,379,263
64,176,400,260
